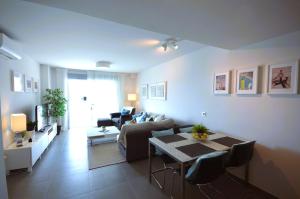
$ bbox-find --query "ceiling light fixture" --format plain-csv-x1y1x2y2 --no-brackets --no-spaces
96,60,112,68
161,38,179,52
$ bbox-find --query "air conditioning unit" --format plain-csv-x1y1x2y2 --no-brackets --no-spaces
0,33,22,60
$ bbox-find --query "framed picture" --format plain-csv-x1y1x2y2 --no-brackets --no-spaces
12,71,24,92
236,67,258,94
25,76,33,92
213,72,230,94
33,79,39,93
149,81,167,100
268,61,299,94
140,84,148,99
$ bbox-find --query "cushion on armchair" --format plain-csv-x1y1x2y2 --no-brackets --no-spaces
121,108,130,115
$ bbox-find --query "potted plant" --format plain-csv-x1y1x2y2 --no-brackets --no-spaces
192,124,209,141
43,88,67,135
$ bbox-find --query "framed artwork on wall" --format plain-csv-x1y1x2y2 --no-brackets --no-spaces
140,84,148,99
268,61,299,94
236,67,258,94
25,76,33,92
12,71,24,92
213,72,230,94
149,81,167,100
33,79,39,93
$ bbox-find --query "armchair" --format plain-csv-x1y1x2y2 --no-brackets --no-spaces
110,107,136,129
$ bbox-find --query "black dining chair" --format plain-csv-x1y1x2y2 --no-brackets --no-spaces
151,153,177,190
225,141,256,183
171,151,228,199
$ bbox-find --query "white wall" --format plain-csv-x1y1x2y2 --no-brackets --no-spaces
0,103,8,199
0,54,40,148
138,30,300,199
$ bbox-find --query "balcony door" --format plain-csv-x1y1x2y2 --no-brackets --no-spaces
68,72,120,129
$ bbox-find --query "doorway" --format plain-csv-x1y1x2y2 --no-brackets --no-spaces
68,75,120,129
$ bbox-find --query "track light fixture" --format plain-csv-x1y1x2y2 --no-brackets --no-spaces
161,38,179,52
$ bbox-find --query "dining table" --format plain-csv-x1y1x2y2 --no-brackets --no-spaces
148,132,249,199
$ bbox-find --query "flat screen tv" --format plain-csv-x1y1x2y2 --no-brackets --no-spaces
35,104,49,132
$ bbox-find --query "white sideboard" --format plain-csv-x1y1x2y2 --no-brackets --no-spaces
4,123,57,173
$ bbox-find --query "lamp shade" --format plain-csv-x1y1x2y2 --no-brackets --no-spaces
127,93,137,101
11,113,27,132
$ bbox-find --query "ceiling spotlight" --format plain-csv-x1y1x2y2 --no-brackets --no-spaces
161,38,179,52
96,60,112,68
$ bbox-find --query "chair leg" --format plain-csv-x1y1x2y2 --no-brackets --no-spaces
197,185,211,199
207,183,224,197
151,166,173,190
170,170,177,199
245,163,249,183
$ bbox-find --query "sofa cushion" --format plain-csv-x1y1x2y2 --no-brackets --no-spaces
136,112,147,123
112,118,120,123
118,118,175,147
179,126,193,133
154,114,165,122
121,108,130,115
152,128,174,155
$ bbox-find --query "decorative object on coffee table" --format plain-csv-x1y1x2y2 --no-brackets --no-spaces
43,88,67,135
191,124,209,141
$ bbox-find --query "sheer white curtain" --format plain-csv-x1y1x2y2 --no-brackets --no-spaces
55,68,69,130
87,71,122,124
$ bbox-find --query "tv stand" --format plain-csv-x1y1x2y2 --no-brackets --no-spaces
4,123,57,173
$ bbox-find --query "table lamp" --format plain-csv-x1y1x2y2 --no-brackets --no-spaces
127,93,137,107
11,113,27,147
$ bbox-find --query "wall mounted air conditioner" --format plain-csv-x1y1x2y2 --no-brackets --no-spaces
0,33,22,60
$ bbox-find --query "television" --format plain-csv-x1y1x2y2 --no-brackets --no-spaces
35,104,49,132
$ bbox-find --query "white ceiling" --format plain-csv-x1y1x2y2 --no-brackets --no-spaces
23,0,300,49
0,0,205,72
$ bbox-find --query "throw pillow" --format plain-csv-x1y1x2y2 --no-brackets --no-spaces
154,114,165,122
151,128,174,155
121,108,130,115
179,126,193,133
136,112,147,123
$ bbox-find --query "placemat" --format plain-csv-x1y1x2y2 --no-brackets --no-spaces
156,134,187,144
212,136,244,147
176,143,215,158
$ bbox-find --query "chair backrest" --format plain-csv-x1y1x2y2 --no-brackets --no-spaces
185,151,228,185
122,106,136,115
226,141,256,167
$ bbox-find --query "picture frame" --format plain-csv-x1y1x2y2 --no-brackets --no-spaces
149,81,167,100
12,71,24,92
268,61,299,94
236,67,258,95
25,76,33,92
33,79,39,93
140,84,148,99
213,72,230,94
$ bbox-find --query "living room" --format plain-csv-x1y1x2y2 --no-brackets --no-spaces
1,0,300,199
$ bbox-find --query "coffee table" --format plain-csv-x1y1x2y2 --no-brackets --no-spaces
87,126,120,145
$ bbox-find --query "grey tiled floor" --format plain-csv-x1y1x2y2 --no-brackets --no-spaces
7,129,275,199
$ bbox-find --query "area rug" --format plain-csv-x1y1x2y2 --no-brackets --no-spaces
88,141,126,170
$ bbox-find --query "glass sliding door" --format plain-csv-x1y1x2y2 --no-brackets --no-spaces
68,71,120,129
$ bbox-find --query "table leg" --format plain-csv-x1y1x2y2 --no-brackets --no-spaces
148,142,152,183
180,162,185,199
245,162,249,183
